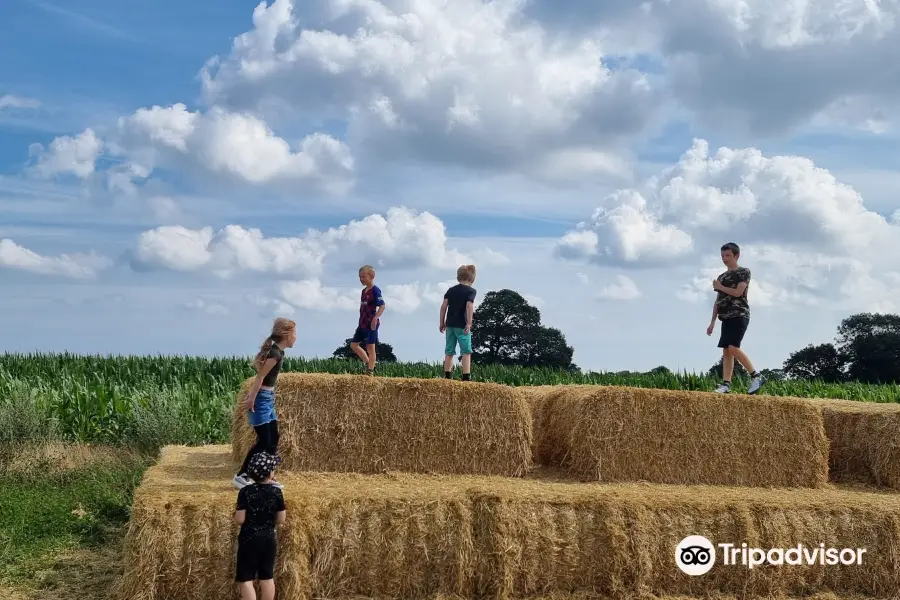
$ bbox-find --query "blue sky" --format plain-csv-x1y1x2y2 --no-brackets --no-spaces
2,0,900,376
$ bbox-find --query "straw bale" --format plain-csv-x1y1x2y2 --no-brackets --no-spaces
230,373,532,477
119,446,900,600
117,445,476,600
473,478,900,599
805,399,900,489
532,386,830,488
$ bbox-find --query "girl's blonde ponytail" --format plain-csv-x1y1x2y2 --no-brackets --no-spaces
252,318,295,370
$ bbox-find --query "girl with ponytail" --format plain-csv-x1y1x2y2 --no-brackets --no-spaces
233,317,296,490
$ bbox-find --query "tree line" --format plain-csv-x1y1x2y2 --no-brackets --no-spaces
332,290,900,385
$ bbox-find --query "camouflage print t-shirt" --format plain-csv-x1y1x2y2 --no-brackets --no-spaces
716,267,751,320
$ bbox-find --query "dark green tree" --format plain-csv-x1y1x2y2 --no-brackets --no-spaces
471,289,576,370
782,343,845,382
835,313,900,383
845,332,900,384
332,338,398,362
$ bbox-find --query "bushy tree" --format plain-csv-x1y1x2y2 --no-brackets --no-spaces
471,289,577,370
782,343,845,382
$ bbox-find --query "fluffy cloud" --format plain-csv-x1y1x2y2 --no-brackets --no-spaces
28,129,102,179
133,224,326,278
111,104,353,193
131,207,491,277
560,139,899,263
554,190,693,266
0,239,111,279
562,138,900,311
199,0,659,176
642,0,900,133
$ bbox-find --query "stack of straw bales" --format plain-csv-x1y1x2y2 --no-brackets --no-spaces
117,374,900,600
231,373,533,476
117,445,900,600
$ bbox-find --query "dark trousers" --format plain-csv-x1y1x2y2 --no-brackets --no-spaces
239,420,279,475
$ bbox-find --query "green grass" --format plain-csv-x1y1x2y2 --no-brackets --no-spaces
2,352,900,448
0,447,151,586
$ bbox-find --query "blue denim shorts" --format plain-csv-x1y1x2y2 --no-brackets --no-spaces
248,388,277,427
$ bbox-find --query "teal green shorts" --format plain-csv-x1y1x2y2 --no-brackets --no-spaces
445,327,472,356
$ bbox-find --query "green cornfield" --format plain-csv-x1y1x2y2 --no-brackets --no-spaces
2,352,899,449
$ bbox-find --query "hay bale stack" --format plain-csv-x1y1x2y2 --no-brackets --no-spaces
533,386,830,488
119,446,900,600
473,479,900,599
809,399,900,488
117,445,477,600
231,373,532,477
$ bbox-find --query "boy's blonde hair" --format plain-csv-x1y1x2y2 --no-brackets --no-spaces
457,264,476,283
359,265,375,276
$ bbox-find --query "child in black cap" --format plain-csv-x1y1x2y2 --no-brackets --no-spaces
234,452,286,600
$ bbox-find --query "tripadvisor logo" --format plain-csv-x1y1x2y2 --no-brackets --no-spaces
675,536,867,575
676,535,715,575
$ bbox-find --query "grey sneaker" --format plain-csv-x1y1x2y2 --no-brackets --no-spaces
232,473,252,489
748,375,765,395
713,383,730,393
268,479,285,490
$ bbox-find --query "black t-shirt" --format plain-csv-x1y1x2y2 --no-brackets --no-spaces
236,483,285,540
261,345,285,387
444,284,477,329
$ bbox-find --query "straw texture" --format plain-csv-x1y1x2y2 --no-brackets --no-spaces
117,446,900,600
810,399,900,489
231,373,532,477
531,385,830,487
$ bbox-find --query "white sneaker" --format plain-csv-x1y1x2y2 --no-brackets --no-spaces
748,376,765,395
713,384,730,393
232,474,252,489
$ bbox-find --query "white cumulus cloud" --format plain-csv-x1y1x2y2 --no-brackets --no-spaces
199,0,659,177
28,129,102,180
131,207,491,278
642,0,900,133
0,239,111,279
562,138,900,311
112,103,354,193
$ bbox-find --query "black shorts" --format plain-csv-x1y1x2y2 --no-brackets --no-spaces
235,532,277,583
718,316,749,349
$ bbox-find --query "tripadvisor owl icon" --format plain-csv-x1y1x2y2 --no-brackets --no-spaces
676,535,716,576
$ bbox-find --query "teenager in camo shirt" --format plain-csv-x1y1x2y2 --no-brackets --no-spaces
707,242,765,395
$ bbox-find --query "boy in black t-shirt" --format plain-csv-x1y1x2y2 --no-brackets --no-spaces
235,452,286,600
439,264,477,380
